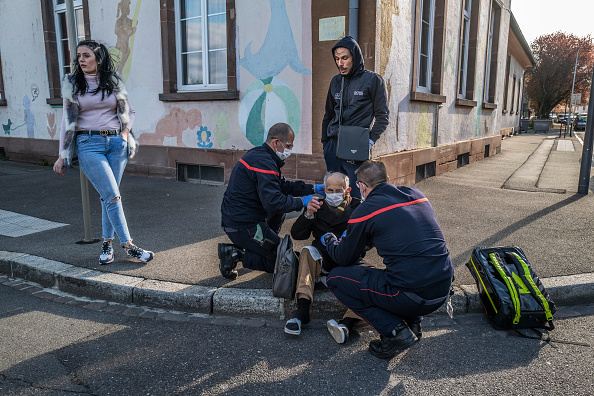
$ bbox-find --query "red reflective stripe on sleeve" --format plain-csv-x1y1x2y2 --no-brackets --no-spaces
348,197,429,223
239,158,280,176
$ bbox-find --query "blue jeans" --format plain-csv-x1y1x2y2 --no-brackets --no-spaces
323,139,362,199
76,133,131,244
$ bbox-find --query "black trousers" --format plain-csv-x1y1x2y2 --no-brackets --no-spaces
224,213,285,273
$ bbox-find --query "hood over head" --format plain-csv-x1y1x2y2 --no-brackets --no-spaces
332,36,364,78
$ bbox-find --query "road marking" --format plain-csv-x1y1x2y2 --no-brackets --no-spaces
0,210,68,237
557,140,575,151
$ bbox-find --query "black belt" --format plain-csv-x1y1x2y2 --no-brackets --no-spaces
76,129,120,136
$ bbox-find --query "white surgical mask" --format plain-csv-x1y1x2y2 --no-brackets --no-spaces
325,192,344,207
276,148,292,161
276,141,292,161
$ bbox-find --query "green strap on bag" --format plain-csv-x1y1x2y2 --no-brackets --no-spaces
507,252,554,323
489,253,521,325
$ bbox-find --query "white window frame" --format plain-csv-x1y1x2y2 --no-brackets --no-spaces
175,0,227,92
53,0,85,80
458,0,471,99
484,8,495,101
417,0,435,93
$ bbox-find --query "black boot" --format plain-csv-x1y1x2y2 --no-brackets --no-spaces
405,319,422,339
218,243,241,280
369,323,417,359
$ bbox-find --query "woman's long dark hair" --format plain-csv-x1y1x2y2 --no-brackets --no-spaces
69,40,120,100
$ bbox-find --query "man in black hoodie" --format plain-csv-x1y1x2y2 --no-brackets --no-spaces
322,36,389,199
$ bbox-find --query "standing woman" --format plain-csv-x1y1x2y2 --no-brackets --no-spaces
53,40,153,264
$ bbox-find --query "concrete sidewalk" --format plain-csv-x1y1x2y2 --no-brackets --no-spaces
1,130,593,319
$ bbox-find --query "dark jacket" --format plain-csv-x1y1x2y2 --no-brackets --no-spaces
325,183,454,292
291,198,361,269
321,36,389,146
221,144,313,229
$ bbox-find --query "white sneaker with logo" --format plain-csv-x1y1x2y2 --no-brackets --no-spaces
125,244,154,263
99,241,114,265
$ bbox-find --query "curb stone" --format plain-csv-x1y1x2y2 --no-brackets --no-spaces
1,251,593,319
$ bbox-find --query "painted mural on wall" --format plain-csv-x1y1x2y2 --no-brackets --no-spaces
238,0,311,146
110,0,141,82
47,112,57,139
379,4,412,154
214,112,230,149
138,107,202,147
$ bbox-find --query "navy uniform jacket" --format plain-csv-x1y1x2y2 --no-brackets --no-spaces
321,36,389,146
325,183,454,292
221,144,313,229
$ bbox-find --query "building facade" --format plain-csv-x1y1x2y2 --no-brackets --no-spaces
0,0,534,185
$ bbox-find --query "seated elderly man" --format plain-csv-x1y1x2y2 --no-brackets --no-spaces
284,171,364,342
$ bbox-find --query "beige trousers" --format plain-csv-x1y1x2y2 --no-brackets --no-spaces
295,247,360,320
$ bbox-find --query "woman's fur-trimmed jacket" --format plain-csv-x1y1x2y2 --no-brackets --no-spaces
60,74,138,166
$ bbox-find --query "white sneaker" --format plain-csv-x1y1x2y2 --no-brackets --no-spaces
99,242,114,265
327,319,349,344
125,244,154,263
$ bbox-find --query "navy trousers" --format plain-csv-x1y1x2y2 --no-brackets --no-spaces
326,266,447,336
225,213,285,273
323,139,363,199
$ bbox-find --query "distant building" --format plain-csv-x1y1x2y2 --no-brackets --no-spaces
0,0,535,185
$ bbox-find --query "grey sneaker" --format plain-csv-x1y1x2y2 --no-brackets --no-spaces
125,244,154,263
327,319,349,344
99,241,114,265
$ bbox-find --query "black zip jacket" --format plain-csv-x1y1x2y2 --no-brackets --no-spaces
290,198,361,268
325,183,454,292
321,36,389,146
221,144,314,229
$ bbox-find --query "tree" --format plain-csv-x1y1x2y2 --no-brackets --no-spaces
525,32,593,119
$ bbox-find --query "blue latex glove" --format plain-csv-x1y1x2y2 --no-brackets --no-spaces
315,184,325,194
321,232,337,247
301,194,314,207
369,139,375,149
340,230,347,240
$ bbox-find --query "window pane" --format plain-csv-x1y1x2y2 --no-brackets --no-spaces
181,18,202,53
181,0,202,19
61,39,72,72
183,52,203,85
76,8,85,40
56,0,65,4
58,12,68,40
209,49,227,84
208,13,226,50
419,54,428,87
420,21,429,56
421,0,431,23
207,0,225,14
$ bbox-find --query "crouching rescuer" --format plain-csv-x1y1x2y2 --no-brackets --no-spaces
322,161,454,359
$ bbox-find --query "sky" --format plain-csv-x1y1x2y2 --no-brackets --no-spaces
511,0,594,45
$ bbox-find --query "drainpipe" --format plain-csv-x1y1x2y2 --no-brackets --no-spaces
349,0,359,41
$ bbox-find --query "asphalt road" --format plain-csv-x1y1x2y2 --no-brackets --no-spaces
1,283,593,395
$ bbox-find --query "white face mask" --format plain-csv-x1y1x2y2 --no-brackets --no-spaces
325,192,344,207
276,148,292,161
276,141,292,161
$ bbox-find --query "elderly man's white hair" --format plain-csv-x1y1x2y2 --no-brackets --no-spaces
323,172,349,189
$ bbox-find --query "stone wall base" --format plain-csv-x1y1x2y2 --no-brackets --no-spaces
0,135,502,186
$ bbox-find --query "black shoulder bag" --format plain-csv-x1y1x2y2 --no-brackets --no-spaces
335,76,371,162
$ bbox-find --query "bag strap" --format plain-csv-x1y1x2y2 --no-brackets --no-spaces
506,252,554,326
338,76,344,127
489,252,521,325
